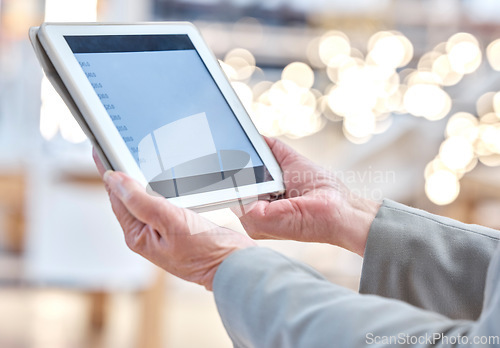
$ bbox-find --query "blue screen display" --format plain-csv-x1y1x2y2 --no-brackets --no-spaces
65,34,271,197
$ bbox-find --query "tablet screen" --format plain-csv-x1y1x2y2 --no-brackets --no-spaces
64,34,272,198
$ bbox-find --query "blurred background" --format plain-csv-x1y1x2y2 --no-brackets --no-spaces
1,0,500,347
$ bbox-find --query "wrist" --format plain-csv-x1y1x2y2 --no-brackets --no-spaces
202,239,257,291
334,196,381,257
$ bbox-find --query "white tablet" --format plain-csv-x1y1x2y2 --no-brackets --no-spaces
30,22,284,212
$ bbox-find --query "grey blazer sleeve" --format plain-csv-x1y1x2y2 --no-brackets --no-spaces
213,247,500,348
360,200,500,320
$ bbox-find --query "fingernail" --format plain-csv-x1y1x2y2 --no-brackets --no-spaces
103,170,114,184
103,171,130,200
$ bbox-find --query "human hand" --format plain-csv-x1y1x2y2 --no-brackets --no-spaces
237,138,380,256
93,149,256,290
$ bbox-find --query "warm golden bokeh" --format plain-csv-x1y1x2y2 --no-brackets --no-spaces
425,169,460,206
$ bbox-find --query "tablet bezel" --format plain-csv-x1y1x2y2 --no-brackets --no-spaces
37,22,284,210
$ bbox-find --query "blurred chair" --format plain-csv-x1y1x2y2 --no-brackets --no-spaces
0,171,25,255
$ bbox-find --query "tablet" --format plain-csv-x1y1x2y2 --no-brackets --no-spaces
30,22,284,212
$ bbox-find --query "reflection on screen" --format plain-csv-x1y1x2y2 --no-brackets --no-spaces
64,34,272,197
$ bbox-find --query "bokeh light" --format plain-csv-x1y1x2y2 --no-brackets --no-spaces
476,91,495,117
487,39,500,71
224,48,256,81
425,86,500,205
439,136,475,171
306,37,325,69
425,170,460,206
479,124,500,154
218,28,500,192
432,54,463,86
446,33,482,74
403,84,451,120
367,31,413,69
445,112,478,140
318,31,351,66
343,111,376,139
281,62,315,90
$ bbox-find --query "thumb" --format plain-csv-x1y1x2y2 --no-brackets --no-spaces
264,137,301,166
103,171,172,227
236,199,277,239
104,170,219,236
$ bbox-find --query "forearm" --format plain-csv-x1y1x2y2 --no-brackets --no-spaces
213,247,488,348
360,200,500,320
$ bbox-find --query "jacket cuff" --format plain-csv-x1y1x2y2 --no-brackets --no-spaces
359,199,499,320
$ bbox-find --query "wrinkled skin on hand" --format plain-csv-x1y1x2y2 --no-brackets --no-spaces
94,149,256,291
236,137,380,256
